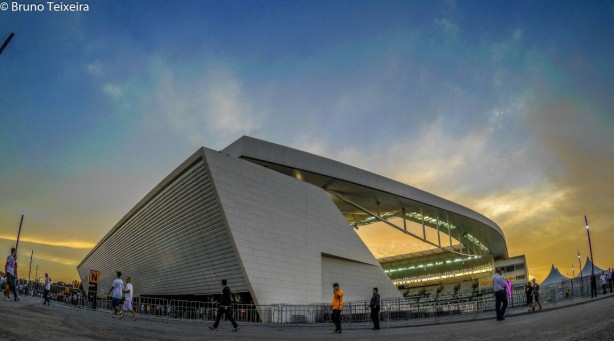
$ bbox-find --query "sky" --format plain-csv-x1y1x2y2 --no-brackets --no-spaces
1,0,613,283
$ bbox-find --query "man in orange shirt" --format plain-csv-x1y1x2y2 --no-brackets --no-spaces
331,283,344,334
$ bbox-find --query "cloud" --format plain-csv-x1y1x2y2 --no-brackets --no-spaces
103,83,123,99
513,28,523,41
0,236,95,249
524,87,614,231
0,237,90,281
134,62,261,147
290,84,604,282
87,61,102,76
434,18,459,37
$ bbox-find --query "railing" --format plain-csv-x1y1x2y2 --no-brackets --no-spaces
29,277,612,329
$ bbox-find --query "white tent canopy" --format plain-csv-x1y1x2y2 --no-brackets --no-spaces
541,265,570,286
576,257,606,278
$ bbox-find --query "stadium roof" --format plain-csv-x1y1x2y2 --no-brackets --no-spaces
223,136,508,260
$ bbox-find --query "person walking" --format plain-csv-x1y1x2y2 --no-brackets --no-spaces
208,279,239,332
369,287,380,330
471,279,479,298
531,278,542,311
119,276,137,320
435,283,444,301
107,271,124,318
453,283,461,298
43,273,51,305
563,280,571,299
492,269,507,321
590,273,597,298
2,275,9,300
5,247,19,301
331,283,344,333
608,268,613,294
600,271,608,295
525,281,533,311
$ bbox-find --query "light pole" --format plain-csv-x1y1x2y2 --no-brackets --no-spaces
585,215,598,297
572,264,575,297
585,216,595,276
28,251,33,279
578,251,584,295
0,32,15,56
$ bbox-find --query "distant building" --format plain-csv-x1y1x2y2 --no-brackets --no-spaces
78,136,523,305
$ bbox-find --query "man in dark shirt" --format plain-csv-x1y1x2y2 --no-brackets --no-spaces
525,281,533,311
209,279,239,332
590,274,597,298
369,287,381,330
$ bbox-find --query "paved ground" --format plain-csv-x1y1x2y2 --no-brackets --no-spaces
0,295,613,340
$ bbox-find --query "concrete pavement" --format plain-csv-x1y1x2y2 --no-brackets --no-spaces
0,294,612,340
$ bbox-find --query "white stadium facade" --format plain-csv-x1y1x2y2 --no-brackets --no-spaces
77,136,526,305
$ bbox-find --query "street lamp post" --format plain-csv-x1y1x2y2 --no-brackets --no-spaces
28,250,33,295
578,251,584,295
572,264,575,297
585,215,598,297
0,32,15,56
585,216,595,276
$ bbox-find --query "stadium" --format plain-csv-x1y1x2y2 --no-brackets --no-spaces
77,136,526,305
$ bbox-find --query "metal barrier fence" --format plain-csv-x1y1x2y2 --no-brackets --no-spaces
29,277,612,329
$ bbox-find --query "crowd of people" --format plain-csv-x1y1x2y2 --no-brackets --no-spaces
494,267,614,322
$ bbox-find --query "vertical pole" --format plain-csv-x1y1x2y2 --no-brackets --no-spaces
457,228,463,254
14,215,24,278
585,216,595,276
572,265,575,297
402,207,407,231
420,207,426,241
0,32,15,56
435,216,441,247
28,250,33,287
15,214,24,252
445,212,453,247
578,251,583,295
35,264,39,295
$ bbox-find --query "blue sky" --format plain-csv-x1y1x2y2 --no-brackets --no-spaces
1,0,613,281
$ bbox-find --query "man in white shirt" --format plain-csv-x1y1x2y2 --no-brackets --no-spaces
43,273,52,305
107,271,124,318
120,276,137,320
5,247,19,301
492,268,508,321
600,271,608,295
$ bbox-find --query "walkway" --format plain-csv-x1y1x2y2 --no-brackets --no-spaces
0,294,612,340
